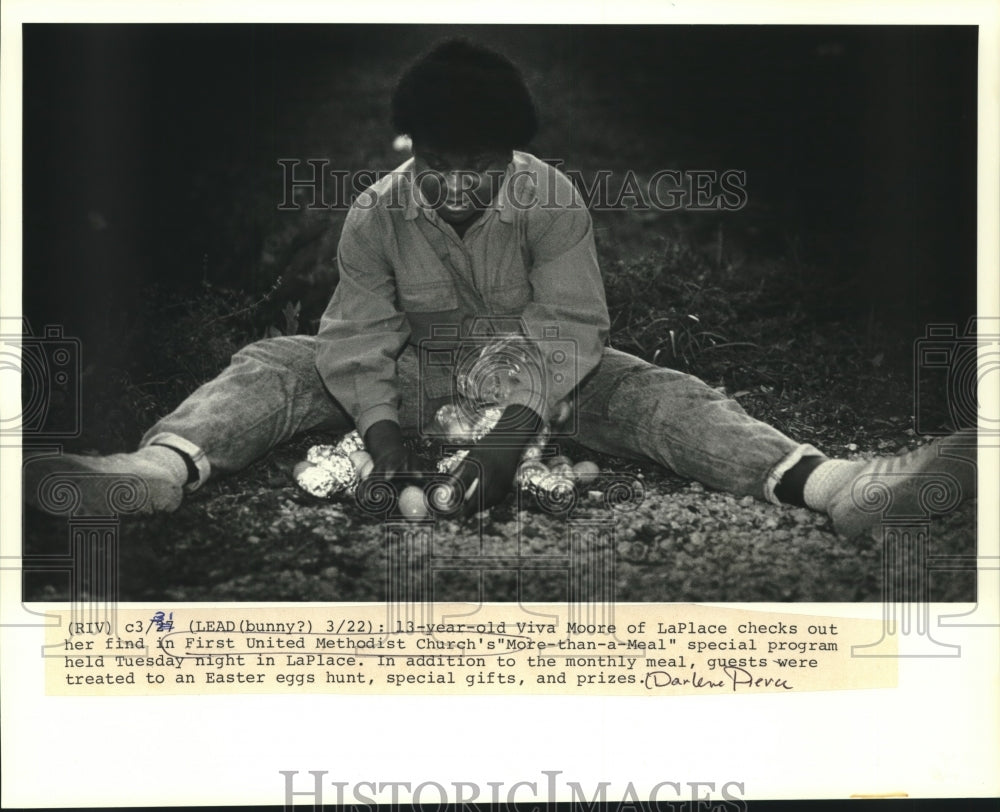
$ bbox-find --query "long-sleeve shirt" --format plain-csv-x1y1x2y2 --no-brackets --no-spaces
315,151,611,437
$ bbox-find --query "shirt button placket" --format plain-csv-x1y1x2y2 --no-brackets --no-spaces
450,243,475,289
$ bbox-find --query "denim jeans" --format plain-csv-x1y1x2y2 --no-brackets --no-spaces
142,336,816,502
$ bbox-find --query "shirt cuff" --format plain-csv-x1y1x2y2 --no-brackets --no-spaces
355,403,400,438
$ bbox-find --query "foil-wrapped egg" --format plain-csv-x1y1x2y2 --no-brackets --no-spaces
304,446,357,494
435,404,462,428
335,430,366,456
516,461,550,495
522,444,544,461
308,444,342,465
540,473,576,500
472,407,502,439
516,459,549,487
293,461,339,498
437,448,470,474
349,450,374,481
435,405,477,443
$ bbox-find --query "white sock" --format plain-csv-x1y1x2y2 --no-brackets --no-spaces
136,444,190,486
802,459,860,513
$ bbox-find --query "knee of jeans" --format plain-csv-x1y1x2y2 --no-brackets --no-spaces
231,341,274,371
232,336,306,366
231,337,317,384
641,369,747,428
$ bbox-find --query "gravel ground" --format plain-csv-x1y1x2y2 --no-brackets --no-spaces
24,429,977,604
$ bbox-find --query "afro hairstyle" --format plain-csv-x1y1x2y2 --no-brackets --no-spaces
391,39,538,153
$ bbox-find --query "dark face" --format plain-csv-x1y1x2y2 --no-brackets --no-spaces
411,144,511,225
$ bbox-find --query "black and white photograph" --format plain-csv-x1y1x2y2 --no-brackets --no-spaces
3,3,999,810
17,22,983,604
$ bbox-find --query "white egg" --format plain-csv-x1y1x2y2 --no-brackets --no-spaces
399,485,428,520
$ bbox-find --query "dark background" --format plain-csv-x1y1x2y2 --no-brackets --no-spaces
23,24,977,348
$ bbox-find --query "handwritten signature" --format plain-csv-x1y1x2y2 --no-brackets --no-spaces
644,667,793,692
